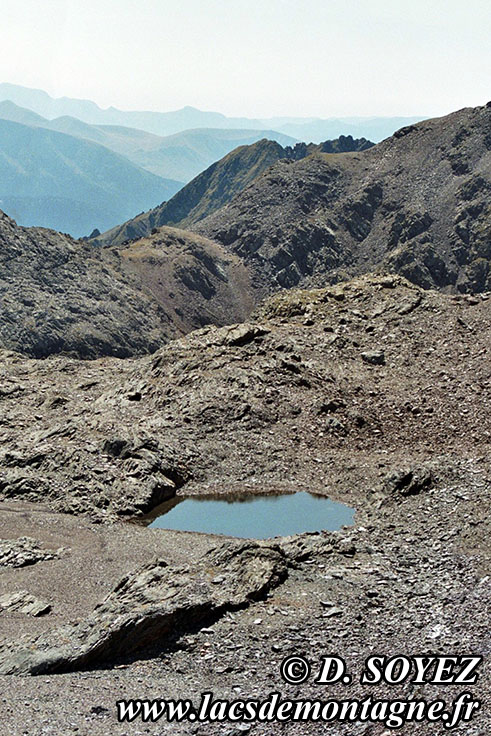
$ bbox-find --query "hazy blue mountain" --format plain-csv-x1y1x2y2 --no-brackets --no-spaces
0,118,182,236
0,84,114,125
121,127,298,181
0,83,261,135
39,117,298,182
0,100,48,126
0,83,427,142
0,100,296,182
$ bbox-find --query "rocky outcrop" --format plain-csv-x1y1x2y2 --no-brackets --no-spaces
382,466,434,497
113,227,255,337
0,537,66,568
0,590,51,617
0,214,253,358
0,540,288,674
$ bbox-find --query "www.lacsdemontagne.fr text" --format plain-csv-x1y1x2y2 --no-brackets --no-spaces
117,690,480,729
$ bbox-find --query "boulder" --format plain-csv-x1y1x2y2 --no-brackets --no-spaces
0,540,288,675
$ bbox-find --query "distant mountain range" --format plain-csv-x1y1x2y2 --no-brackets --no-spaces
0,83,426,142
0,103,489,362
0,99,297,182
0,99,300,236
0,118,182,237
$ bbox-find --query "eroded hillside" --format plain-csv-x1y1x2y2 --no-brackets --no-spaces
197,104,491,293
0,213,253,357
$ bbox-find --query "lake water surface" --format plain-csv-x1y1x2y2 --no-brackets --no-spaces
148,491,355,539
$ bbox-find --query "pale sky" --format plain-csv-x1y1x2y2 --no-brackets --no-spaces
1,0,490,118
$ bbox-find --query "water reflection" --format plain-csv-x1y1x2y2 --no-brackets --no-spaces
147,490,354,539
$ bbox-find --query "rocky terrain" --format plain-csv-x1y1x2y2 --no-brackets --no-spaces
0,273,489,517
197,104,491,294
0,210,166,358
97,136,373,245
0,273,489,734
0,212,253,358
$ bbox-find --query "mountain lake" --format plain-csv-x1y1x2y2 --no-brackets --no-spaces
147,490,355,539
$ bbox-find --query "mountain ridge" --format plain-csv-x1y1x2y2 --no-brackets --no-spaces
0,82,426,142
196,104,491,294
97,135,374,245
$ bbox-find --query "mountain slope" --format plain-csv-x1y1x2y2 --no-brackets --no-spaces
0,83,425,142
0,118,182,236
33,119,297,183
0,99,47,126
0,102,297,183
113,127,298,182
0,210,167,358
97,136,374,245
0,211,253,358
196,104,491,293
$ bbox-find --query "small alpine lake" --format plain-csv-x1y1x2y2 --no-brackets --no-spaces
147,490,355,539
